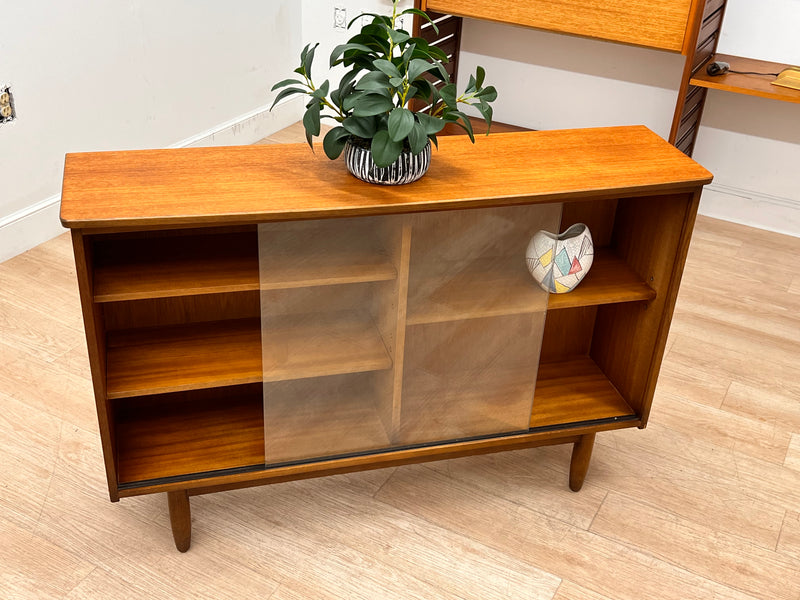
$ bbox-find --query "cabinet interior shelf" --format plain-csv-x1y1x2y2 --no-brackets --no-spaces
93,232,259,302
690,54,800,104
532,357,636,429
106,312,393,399
115,385,265,485
407,250,654,324
113,354,637,488
93,230,397,302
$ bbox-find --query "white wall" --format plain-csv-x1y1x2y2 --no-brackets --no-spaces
300,0,412,89
456,20,685,139
691,0,800,236
457,0,800,237
0,1,303,261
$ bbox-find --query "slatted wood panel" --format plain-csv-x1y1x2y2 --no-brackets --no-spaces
423,0,694,52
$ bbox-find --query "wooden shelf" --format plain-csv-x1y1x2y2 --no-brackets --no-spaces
93,232,259,302
106,318,262,399
547,251,656,310
258,223,397,290
406,250,654,324
261,310,393,382
690,54,800,104
107,311,393,398
115,385,265,485
532,357,637,429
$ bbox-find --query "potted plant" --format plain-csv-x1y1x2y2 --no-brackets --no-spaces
270,0,497,184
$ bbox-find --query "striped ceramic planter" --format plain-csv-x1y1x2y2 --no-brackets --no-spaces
344,138,431,185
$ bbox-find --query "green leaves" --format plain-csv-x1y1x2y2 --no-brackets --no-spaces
388,107,414,142
407,121,428,154
269,87,305,111
407,58,436,83
401,8,439,34
269,1,498,164
330,43,374,67
371,130,403,167
352,93,394,117
302,102,321,148
372,59,401,79
415,112,446,135
343,115,377,138
439,83,457,108
323,127,350,159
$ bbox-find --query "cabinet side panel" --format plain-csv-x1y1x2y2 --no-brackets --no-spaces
71,231,119,500
591,191,699,422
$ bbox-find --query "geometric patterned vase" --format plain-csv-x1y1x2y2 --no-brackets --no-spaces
526,223,594,293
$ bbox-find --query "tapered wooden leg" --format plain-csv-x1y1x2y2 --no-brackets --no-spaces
167,490,192,552
569,433,596,492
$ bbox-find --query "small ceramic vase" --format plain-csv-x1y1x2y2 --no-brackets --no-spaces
526,223,594,293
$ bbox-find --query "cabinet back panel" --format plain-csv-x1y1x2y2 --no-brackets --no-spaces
560,199,618,248
540,306,598,363
104,291,260,330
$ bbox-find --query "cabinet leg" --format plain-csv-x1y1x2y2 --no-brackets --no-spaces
167,490,192,552
569,433,596,492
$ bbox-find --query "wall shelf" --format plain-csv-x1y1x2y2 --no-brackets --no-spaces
691,54,800,104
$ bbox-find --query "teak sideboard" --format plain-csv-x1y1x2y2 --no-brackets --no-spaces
60,127,712,551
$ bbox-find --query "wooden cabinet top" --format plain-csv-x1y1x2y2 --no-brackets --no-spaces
60,126,712,230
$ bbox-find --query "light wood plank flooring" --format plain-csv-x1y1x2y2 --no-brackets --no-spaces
2,130,800,598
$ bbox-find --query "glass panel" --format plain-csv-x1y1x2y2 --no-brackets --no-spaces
398,203,561,445
259,204,561,464
259,216,403,465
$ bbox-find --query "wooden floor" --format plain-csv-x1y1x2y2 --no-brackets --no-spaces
2,129,800,598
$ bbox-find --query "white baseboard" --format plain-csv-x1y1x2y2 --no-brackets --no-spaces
699,183,800,239
0,99,303,263
172,97,303,149
0,195,66,263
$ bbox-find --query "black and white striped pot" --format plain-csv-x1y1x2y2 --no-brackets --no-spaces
344,138,431,185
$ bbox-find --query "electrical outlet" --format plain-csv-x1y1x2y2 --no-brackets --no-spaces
0,86,15,123
334,6,347,30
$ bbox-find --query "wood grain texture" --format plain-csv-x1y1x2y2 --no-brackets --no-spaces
60,127,712,230
167,490,191,552
546,251,656,310
106,318,262,399
533,358,636,429
92,230,259,302
115,385,265,484
691,54,800,104
569,433,596,492
424,0,693,52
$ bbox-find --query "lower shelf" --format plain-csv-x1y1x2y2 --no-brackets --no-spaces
115,385,265,486
113,357,638,489
532,357,637,429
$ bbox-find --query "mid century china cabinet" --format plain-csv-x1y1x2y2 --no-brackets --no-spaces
61,127,712,551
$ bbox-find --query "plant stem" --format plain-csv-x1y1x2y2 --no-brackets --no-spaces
303,72,345,119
